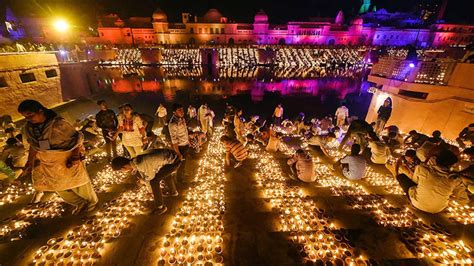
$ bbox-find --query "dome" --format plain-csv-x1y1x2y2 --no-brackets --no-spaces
351,17,363,25
203,8,222,23
153,8,167,22
254,10,268,23
114,18,125,27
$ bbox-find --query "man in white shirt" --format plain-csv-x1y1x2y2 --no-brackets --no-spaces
112,149,180,215
334,144,366,180
273,104,284,126
168,104,189,181
155,104,168,128
287,149,315,182
397,149,469,214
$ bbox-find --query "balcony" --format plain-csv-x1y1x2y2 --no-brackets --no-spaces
370,57,457,85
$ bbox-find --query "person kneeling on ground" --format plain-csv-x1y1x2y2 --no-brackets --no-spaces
287,149,315,182
221,135,248,168
396,149,469,214
367,132,391,165
111,149,180,215
394,149,421,180
334,144,367,180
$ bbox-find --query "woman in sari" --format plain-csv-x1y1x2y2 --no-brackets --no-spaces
18,100,98,214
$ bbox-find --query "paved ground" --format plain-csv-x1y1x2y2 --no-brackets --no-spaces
1,98,473,265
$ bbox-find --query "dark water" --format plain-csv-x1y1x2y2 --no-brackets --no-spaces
92,65,373,121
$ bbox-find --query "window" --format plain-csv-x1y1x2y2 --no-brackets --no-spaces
210,28,214,34
398,89,428,99
199,28,202,33
45,69,58,78
190,28,194,33
221,28,224,34
0,76,7,88
127,32,131,36
20,73,36,83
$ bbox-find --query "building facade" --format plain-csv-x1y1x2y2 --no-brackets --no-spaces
95,8,474,47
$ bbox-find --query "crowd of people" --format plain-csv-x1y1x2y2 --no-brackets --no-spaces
0,97,472,217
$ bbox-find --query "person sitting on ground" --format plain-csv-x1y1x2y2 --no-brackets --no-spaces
394,149,421,180
404,130,428,148
396,149,469,214
428,130,445,145
111,149,180,215
367,132,391,165
334,144,367,180
221,135,248,168
339,119,373,151
307,132,337,157
266,126,281,152
456,123,474,148
383,131,402,155
287,149,315,182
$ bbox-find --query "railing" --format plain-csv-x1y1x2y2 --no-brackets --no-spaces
371,57,457,85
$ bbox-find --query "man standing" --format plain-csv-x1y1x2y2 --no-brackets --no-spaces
95,100,118,160
168,104,189,180
273,104,284,126
155,104,168,128
111,149,180,215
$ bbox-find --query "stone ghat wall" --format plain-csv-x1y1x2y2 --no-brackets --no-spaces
366,89,474,140
0,53,62,120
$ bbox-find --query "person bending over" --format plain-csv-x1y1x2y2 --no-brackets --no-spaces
112,149,180,215
221,136,248,169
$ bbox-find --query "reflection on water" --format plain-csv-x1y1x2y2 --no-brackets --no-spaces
94,65,372,119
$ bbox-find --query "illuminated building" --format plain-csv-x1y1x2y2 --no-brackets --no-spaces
366,57,474,139
95,8,474,47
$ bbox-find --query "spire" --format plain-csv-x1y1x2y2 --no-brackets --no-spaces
335,10,344,25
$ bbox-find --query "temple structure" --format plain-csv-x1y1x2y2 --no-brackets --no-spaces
94,8,474,47
1,5,473,47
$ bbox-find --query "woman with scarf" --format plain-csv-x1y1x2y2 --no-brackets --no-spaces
18,100,98,214
115,103,147,158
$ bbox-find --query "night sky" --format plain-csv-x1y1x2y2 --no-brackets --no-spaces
2,0,472,25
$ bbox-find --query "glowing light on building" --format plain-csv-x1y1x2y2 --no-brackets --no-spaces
53,19,69,33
